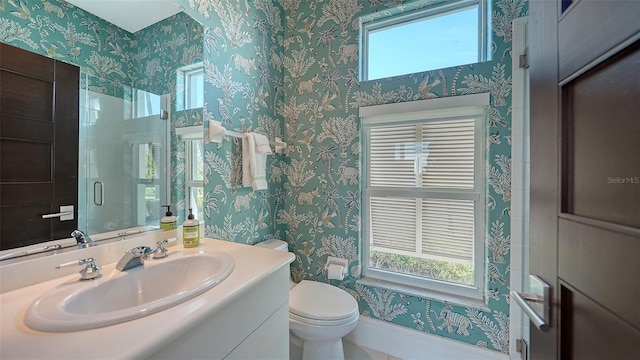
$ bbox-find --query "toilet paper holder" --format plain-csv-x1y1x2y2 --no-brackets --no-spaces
325,256,349,278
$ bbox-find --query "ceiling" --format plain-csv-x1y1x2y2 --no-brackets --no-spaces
65,0,182,33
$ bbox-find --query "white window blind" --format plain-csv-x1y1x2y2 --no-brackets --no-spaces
421,120,475,189
361,93,487,292
370,196,417,252
369,124,418,187
368,119,477,264
421,198,475,263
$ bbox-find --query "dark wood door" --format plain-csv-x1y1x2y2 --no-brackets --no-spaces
529,0,640,358
0,43,79,250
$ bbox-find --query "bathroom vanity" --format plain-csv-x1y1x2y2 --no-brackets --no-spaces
0,236,294,359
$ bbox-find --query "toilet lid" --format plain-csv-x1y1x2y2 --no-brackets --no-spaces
289,280,358,321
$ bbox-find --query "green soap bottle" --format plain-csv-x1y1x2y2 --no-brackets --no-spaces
160,205,177,231
182,208,200,248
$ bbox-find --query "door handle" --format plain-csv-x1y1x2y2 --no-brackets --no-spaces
42,205,74,221
94,181,104,206
511,275,551,332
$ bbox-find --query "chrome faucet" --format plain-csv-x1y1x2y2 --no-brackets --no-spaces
151,239,169,259
57,257,102,281
71,230,94,248
116,246,152,271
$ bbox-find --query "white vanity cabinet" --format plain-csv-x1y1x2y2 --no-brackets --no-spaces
149,265,290,359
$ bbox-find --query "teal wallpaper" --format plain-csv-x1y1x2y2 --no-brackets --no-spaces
133,12,203,98
0,1,201,96
0,0,135,96
177,0,288,243
181,0,527,352
0,1,203,223
134,13,204,222
281,0,525,353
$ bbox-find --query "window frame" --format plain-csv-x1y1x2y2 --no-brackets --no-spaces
132,89,161,119
184,67,204,110
360,0,488,81
360,93,489,301
184,139,204,220
176,62,204,111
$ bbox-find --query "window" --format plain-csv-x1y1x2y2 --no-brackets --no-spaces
185,139,204,220
176,63,204,111
132,141,162,227
185,68,204,109
133,89,161,118
361,0,488,81
361,93,488,300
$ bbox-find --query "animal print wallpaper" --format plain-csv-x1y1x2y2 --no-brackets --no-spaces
175,0,289,243
134,13,204,222
180,0,526,352
1,0,135,96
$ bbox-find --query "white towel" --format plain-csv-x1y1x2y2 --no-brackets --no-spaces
242,133,253,188
208,120,225,143
254,132,272,155
249,132,270,190
241,132,271,190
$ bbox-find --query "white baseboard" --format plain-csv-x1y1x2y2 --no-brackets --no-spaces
345,316,509,360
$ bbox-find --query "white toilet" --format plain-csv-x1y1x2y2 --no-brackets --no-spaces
256,239,359,360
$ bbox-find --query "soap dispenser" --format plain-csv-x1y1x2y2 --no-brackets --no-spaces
160,205,177,231
182,208,200,248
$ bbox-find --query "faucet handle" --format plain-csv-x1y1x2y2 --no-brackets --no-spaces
57,257,102,281
152,240,169,259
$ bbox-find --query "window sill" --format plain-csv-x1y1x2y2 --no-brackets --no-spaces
357,276,490,311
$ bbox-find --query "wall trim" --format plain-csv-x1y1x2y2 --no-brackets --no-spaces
345,316,509,360
509,16,530,359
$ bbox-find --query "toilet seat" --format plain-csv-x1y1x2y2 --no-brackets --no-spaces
289,280,358,324
290,309,359,326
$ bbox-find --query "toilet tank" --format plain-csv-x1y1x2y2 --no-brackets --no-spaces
255,239,294,289
255,239,288,252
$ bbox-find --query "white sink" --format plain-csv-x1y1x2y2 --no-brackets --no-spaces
25,249,234,332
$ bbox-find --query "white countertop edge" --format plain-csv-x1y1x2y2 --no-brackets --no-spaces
0,238,294,360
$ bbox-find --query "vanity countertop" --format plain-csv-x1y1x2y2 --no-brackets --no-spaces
0,238,294,360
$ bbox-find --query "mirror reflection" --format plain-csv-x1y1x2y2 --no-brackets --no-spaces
0,0,203,254
78,81,167,235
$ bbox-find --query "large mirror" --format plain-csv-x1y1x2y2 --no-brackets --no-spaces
0,0,203,257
